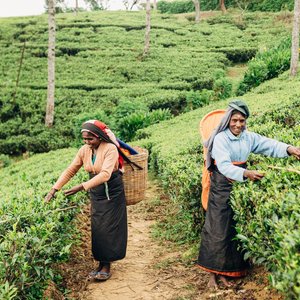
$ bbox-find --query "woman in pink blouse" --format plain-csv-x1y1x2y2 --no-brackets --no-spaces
45,120,134,281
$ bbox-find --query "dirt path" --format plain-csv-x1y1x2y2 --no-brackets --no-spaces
60,179,284,300
82,211,160,299
81,182,184,300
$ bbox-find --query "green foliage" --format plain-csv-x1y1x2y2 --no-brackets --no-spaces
0,154,12,168
0,11,290,154
237,37,291,95
215,47,257,63
157,0,196,14
0,9,298,298
117,108,172,141
247,0,294,11
213,77,232,100
157,0,294,14
230,101,300,299
0,282,18,300
0,149,87,298
185,90,213,112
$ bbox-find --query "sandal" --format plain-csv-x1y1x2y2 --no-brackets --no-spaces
94,271,112,281
88,271,97,280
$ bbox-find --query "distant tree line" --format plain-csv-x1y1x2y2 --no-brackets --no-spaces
44,0,141,12
158,0,295,14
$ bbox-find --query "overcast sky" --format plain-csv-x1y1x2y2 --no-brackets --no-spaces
0,0,130,18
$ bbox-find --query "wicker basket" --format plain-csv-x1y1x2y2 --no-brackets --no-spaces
123,146,148,206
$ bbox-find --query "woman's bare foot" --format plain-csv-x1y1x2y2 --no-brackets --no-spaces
101,262,111,274
208,273,218,288
219,275,234,287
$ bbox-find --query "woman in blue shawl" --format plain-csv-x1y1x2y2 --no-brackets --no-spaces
198,100,300,288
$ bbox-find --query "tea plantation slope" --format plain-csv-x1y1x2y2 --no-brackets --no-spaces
0,11,291,154
135,71,300,298
0,148,88,299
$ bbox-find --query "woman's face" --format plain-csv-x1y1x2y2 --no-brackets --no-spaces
229,112,246,136
82,131,101,150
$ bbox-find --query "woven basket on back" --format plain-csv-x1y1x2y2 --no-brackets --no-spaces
123,146,148,206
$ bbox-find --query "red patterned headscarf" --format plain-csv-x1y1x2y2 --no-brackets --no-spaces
81,120,142,171
81,120,124,169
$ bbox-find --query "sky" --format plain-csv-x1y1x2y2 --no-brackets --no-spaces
0,0,131,18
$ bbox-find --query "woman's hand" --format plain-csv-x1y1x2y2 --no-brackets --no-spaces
243,170,265,181
64,184,84,196
44,188,57,203
287,146,300,160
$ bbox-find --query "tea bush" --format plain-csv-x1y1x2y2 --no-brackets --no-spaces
0,11,290,155
237,37,291,95
0,154,11,168
117,108,172,141
0,148,88,298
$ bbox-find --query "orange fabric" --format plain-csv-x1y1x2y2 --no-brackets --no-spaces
120,148,130,156
201,165,211,211
197,264,247,277
199,110,226,210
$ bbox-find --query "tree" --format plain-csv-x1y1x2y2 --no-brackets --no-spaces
153,0,157,10
193,0,200,23
45,0,66,13
122,0,139,10
290,0,300,77
235,0,251,11
45,0,56,127
75,0,79,14
84,0,109,10
220,0,226,13
143,0,151,57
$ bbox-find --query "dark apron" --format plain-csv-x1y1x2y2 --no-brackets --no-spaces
198,164,248,274
89,171,127,262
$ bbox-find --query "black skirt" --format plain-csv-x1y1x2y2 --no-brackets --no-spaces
89,171,127,262
197,166,248,275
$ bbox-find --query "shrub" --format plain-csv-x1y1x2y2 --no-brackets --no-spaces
117,108,172,141
0,154,11,168
215,47,257,63
0,282,18,300
237,38,291,95
213,77,232,100
157,0,196,14
185,90,213,112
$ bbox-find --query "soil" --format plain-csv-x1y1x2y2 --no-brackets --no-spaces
57,178,284,300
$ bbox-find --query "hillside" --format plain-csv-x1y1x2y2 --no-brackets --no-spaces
0,8,299,299
0,10,291,154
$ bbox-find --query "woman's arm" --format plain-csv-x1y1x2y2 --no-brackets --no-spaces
287,146,300,159
44,150,83,202
44,187,58,202
250,132,290,158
